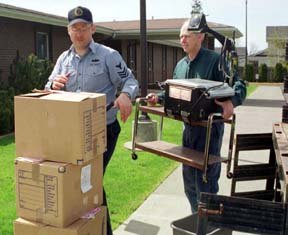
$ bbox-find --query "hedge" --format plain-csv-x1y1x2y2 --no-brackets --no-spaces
0,52,53,134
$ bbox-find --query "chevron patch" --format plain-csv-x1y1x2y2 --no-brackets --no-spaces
116,62,129,78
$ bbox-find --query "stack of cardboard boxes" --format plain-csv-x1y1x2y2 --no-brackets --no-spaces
13,91,107,235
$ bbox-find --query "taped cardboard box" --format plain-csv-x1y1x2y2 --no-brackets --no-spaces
15,156,103,227
15,91,106,164
14,206,107,235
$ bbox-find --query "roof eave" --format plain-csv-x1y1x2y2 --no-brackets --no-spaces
213,27,243,38
111,26,242,40
0,4,67,26
148,39,182,48
113,29,179,40
0,3,113,35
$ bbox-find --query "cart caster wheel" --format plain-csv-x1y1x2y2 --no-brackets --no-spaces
227,172,233,179
131,153,138,160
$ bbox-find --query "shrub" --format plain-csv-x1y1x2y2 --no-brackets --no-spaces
0,52,53,134
0,88,14,135
273,62,285,82
8,52,53,95
243,64,254,82
258,63,268,82
283,65,288,79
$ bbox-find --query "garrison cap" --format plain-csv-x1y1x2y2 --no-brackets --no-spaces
68,6,93,26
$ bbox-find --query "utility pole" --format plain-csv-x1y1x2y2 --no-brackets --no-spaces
245,0,248,79
140,0,147,97
139,0,150,120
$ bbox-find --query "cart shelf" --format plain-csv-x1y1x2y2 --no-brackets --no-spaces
135,140,227,169
138,105,232,126
131,98,235,182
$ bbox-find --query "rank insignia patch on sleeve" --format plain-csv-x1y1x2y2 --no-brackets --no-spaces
116,62,129,78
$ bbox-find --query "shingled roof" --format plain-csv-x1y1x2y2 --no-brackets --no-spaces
95,18,242,40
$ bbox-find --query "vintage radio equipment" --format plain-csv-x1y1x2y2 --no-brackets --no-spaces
164,78,235,122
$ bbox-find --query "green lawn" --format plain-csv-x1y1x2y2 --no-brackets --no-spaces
0,135,16,235
0,83,257,234
247,83,257,96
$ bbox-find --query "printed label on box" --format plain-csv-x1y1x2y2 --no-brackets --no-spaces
81,164,92,193
84,110,92,153
18,170,58,217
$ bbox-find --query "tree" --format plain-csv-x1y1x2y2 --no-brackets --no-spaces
267,29,286,65
191,0,203,14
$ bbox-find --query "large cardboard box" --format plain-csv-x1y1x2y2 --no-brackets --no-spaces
15,156,103,227
15,91,106,164
14,206,107,235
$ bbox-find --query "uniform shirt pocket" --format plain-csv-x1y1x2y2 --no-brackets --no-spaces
86,62,105,77
84,62,109,92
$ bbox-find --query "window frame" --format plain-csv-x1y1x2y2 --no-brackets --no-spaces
35,31,49,59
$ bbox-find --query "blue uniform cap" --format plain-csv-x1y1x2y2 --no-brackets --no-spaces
68,6,93,26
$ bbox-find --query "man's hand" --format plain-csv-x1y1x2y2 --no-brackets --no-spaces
215,99,234,120
114,93,132,123
146,93,158,106
51,73,70,90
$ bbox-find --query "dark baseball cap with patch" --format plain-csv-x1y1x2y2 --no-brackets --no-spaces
68,6,93,26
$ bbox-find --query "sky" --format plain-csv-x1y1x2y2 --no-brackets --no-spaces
0,0,287,53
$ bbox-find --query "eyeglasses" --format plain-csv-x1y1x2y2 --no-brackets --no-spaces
69,24,92,33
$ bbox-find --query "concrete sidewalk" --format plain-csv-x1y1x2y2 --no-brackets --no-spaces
114,85,284,235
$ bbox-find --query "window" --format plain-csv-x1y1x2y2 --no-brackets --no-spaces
36,32,49,59
127,41,137,73
148,42,154,84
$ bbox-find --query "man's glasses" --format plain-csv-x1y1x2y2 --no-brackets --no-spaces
69,24,92,33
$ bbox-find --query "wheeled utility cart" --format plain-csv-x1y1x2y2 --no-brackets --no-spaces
131,97,236,182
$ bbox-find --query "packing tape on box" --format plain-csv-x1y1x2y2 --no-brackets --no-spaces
31,162,46,223
35,207,45,223
94,194,99,205
93,131,106,155
93,99,98,112
83,196,88,206
31,162,40,181
93,138,98,155
82,193,99,208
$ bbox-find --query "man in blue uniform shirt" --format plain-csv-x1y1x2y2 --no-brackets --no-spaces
45,6,139,234
147,19,246,213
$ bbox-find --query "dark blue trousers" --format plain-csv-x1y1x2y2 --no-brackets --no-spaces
103,120,121,235
182,123,224,213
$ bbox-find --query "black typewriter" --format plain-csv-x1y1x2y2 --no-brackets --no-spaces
164,78,235,122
